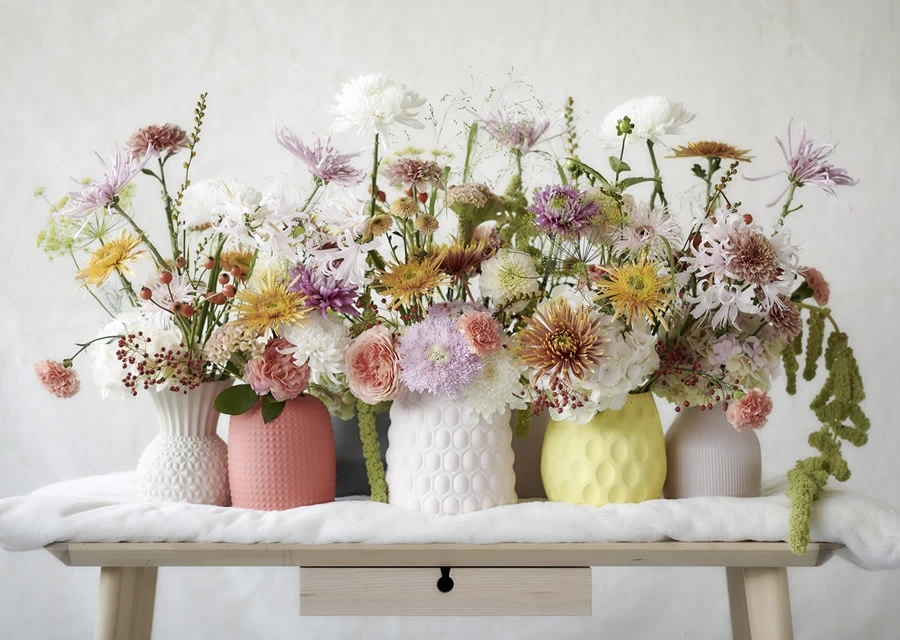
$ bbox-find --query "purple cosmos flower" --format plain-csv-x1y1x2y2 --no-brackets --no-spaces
276,127,365,186
60,147,151,218
287,263,360,317
397,315,482,395
527,185,600,236
482,111,550,155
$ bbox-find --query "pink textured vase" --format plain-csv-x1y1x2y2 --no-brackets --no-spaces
663,405,761,498
227,395,336,510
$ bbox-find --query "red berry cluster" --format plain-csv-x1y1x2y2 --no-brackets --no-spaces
653,341,731,413
116,332,207,396
531,377,589,416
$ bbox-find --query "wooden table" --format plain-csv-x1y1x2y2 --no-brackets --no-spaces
46,541,841,640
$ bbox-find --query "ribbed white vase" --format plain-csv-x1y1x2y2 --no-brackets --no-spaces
386,392,517,514
663,405,761,498
135,380,232,505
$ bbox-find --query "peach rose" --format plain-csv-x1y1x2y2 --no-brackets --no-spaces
34,359,80,398
245,338,310,402
726,389,773,431
456,311,502,356
345,325,401,405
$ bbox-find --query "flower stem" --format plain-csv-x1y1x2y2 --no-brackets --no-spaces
369,133,380,218
67,334,122,362
157,158,178,253
795,301,840,333
301,180,322,213
647,140,668,209
779,181,799,226
111,203,168,268
69,250,114,318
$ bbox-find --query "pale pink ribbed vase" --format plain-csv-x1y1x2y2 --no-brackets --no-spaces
228,395,336,510
663,405,762,498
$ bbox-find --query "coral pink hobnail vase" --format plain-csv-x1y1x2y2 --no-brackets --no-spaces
227,395,336,510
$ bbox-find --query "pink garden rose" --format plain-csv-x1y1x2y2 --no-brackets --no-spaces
726,389,773,431
345,325,401,405
34,359,80,398
456,310,502,356
245,338,310,402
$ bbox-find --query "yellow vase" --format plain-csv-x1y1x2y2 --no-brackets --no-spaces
541,393,667,506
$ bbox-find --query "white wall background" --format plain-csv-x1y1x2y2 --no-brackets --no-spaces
1,0,898,637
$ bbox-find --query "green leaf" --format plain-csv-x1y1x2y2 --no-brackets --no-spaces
691,164,707,180
791,282,814,303
214,384,259,415
618,176,657,189
566,159,610,186
608,156,631,174
555,161,569,186
261,394,286,423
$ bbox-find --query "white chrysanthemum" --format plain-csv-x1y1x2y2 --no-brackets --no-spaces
478,249,540,306
280,314,351,385
614,201,684,259
549,316,660,423
180,179,262,231
92,310,183,397
462,348,528,421
331,74,426,138
601,96,694,144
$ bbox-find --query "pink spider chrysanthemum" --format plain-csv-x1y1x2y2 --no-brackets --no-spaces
276,128,365,186
60,147,151,218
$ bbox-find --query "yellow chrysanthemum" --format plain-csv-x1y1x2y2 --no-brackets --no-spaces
219,247,255,282
375,255,448,309
75,230,145,287
595,259,671,328
669,141,753,162
230,273,309,336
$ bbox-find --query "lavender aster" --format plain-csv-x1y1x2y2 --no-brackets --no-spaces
527,185,600,236
60,147,151,218
287,263,360,317
397,315,482,395
276,127,365,186
779,121,857,195
482,111,550,155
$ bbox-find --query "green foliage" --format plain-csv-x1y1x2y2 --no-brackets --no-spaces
608,156,631,175
513,409,533,439
782,342,799,395
357,400,388,503
786,327,870,554
214,384,259,415
260,394,286,423
803,311,826,381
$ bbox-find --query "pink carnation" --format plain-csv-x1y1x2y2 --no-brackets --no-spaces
345,325,401,405
244,338,310,402
802,267,830,306
726,389,773,431
34,360,80,398
456,311,502,356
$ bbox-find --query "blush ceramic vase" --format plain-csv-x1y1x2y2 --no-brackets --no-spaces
385,391,517,514
663,405,762,498
135,380,232,506
228,394,336,510
541,393,666,506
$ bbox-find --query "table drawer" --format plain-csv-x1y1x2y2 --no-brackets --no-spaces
299,567,591,616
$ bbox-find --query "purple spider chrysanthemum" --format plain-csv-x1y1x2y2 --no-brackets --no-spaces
482,111,550,155
287,263,360,317
276,127,365,186
60,147,151,218
527,185,600,236
397,315,482,395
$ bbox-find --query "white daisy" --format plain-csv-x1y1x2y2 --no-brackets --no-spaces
478,249,540,306
331,74,426,139
601,96,694,145
279,314,351,386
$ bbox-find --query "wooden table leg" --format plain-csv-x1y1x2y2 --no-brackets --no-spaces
95,566,157,640
726,567,751,640
741,567,793,640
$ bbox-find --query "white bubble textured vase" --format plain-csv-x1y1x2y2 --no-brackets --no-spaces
385,391,517,514
136,380,232,506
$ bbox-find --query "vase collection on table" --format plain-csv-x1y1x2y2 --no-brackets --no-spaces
34,75,870,554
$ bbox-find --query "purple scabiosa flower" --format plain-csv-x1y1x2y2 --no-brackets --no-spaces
382,157,444,191
287,263,360,317
482,111,550,155
527,185,600,236
276,127,365,186
60,147,151,218
397,315,482,395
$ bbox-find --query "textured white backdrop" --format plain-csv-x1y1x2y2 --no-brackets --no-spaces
1,0,898,638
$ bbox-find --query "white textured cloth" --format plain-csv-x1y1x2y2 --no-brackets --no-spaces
1,472,899,570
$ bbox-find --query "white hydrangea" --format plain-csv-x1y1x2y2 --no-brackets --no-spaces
279,314,351,386
601,96,694,144
478,249,540,306
331,74,426,138
461,348,528,421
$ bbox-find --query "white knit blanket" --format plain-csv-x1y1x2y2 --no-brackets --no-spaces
1,472,899,569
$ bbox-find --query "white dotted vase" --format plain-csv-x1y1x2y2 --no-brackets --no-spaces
136,380,232,506
385,392,517,514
